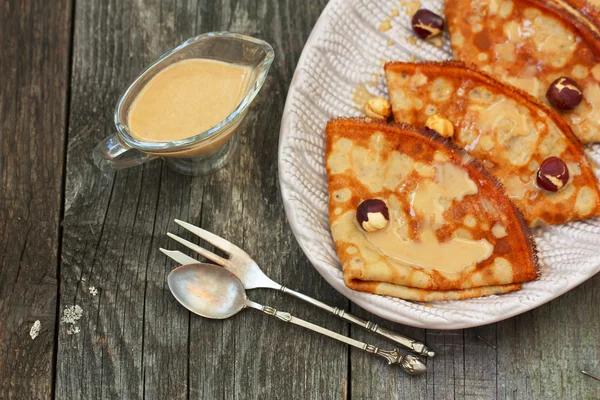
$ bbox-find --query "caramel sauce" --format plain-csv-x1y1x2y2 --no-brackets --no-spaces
366,217,493,276
128,59,251,142
364,162,493,275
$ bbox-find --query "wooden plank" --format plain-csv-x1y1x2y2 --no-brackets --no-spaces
58,0,345,399
0,0,72,398
185,1,346,399
351,277,599,400
350,310,494,400
463,324,497,399
497,276,600,400
425,329,466,400
55,0,191,398
350,311,497,399
348,305,429,399
141,170,196,400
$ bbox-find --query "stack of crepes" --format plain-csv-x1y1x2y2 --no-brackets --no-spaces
326,119,538,301
325,0,600,301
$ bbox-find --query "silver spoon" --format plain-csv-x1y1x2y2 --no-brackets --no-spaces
168,262,427,375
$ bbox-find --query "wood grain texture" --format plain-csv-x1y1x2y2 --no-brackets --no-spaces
349,306,428,399
0,0,72,398
496,276,600,400
1,0,598,399
351,278,599,400
184,3,346,399
56,1,343,399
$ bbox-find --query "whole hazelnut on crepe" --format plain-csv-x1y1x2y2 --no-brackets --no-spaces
536,157,569,192
425,114,454,138
411,9,444,39
364,97,392,120
356,199,389,232
546,77,583,110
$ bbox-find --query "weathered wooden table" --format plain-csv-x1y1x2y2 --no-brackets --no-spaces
1,1,599,399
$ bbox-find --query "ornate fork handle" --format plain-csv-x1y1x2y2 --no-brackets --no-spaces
255,304,427,375
280,286,435,358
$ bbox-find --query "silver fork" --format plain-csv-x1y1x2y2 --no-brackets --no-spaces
162,219,435,358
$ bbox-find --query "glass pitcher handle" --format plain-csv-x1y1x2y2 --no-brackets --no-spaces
92,135,157,171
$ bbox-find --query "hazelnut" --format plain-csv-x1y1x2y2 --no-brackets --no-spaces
356,199,389,232
364,97,392,120
425,114,454,138
536,157,569,192
546,77,583,110
411,9,444,39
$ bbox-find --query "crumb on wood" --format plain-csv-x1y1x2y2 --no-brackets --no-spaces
89,286,98,296
61,305,83,324
66,326,81,335
62,305,83,334
30,320,41,340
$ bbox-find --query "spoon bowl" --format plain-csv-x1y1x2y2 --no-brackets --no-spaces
168,263,247,319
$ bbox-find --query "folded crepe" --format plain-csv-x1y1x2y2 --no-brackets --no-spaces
385,61,600,227
445,0,600,143
561,0,600,23
326,119,538,301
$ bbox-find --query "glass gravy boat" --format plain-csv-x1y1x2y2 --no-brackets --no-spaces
92,32,274,175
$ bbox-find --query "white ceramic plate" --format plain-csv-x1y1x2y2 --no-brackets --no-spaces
278,0,600,329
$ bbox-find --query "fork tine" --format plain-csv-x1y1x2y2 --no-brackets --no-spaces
167,232,230,267
174,219,237,254
159,248,198,265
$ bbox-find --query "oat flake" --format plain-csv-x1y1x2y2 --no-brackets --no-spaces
30,320,41,340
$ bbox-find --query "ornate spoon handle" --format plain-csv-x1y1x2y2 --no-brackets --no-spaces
245,301,427,375
280,286,435,358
